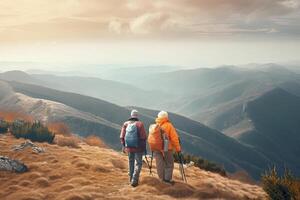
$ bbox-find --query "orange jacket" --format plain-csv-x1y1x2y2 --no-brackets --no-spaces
155,117,181,152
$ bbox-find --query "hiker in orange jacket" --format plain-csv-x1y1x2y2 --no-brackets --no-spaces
154,110,181,184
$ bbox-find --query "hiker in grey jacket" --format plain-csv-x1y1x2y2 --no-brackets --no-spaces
120,110,147,187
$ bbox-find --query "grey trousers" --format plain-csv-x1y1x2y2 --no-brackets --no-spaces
154,151,174,181
128,152,143,183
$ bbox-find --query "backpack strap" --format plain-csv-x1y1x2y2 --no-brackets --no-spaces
150,151,153,175
127,121,139,138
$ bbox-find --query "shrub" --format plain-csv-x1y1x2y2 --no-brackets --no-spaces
11,121,55,143
54,135,80,148
84,135,107,148
48,122,72,136
0,120,9,134
173,153,226,176
262,166,300,200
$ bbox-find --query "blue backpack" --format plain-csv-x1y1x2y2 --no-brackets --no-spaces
125,122,139,148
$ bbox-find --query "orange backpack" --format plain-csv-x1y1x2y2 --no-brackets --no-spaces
148,124,168,152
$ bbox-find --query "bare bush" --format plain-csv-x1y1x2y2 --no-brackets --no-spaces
54,135,80,148
84,135,106,148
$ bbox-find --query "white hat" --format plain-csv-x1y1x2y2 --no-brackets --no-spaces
131,109,138,118
158,110,168,119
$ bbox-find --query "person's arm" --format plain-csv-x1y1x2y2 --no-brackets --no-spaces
120,123,127,146
138,122,147,151
168,123,181,152
139,122,147,140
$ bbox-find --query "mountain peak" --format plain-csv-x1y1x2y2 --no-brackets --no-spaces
0,70,39,84
2,70,30,77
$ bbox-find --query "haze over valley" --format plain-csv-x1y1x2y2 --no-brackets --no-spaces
1,62,300,180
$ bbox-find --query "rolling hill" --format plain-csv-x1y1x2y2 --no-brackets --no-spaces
236,88,300,177
0,70,169,108
0,80,270,179
0,81,121,148
30,73,170,107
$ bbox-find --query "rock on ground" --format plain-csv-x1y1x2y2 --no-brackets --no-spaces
0,156,28,173
12,140,45,153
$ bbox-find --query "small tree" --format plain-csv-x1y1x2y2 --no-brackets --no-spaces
262,166,299,200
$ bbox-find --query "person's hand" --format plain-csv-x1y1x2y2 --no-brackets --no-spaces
122,147,126,154
177,151,183,158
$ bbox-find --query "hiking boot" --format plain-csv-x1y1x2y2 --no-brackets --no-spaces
163,180,175,185
131,180,139,187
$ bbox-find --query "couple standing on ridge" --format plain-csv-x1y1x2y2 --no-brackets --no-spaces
120,109,182,187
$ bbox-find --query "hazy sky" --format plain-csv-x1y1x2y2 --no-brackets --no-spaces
0,0,299,68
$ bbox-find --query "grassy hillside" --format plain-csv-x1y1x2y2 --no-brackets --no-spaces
0,135,266,200
0,134,266,200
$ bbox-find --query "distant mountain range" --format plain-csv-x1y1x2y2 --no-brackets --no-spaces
1,63,300,179
0,70,170,108
0,80,269,179
120,64,300,134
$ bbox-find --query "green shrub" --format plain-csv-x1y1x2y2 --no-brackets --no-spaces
11,121,55,143
262,166,300,200
0,120,9,134
173,153,226,176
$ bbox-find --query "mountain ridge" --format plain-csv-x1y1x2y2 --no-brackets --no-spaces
0,80,270,179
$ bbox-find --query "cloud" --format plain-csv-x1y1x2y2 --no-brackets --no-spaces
108,20,126,34
280,0,300,8
0,0,299,42
129,13,173,35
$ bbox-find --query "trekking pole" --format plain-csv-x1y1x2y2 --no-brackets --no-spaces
178,138,187,183
178,152,187,183
144,150,153,176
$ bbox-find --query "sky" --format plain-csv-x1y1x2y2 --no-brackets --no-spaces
0,0,300,69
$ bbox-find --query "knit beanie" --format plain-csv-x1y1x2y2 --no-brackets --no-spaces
131,109,138,118
157,110,168,119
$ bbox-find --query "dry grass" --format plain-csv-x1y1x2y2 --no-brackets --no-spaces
53,135,80,148
0,134,267,200
84,135,107,148
48,122,72,137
